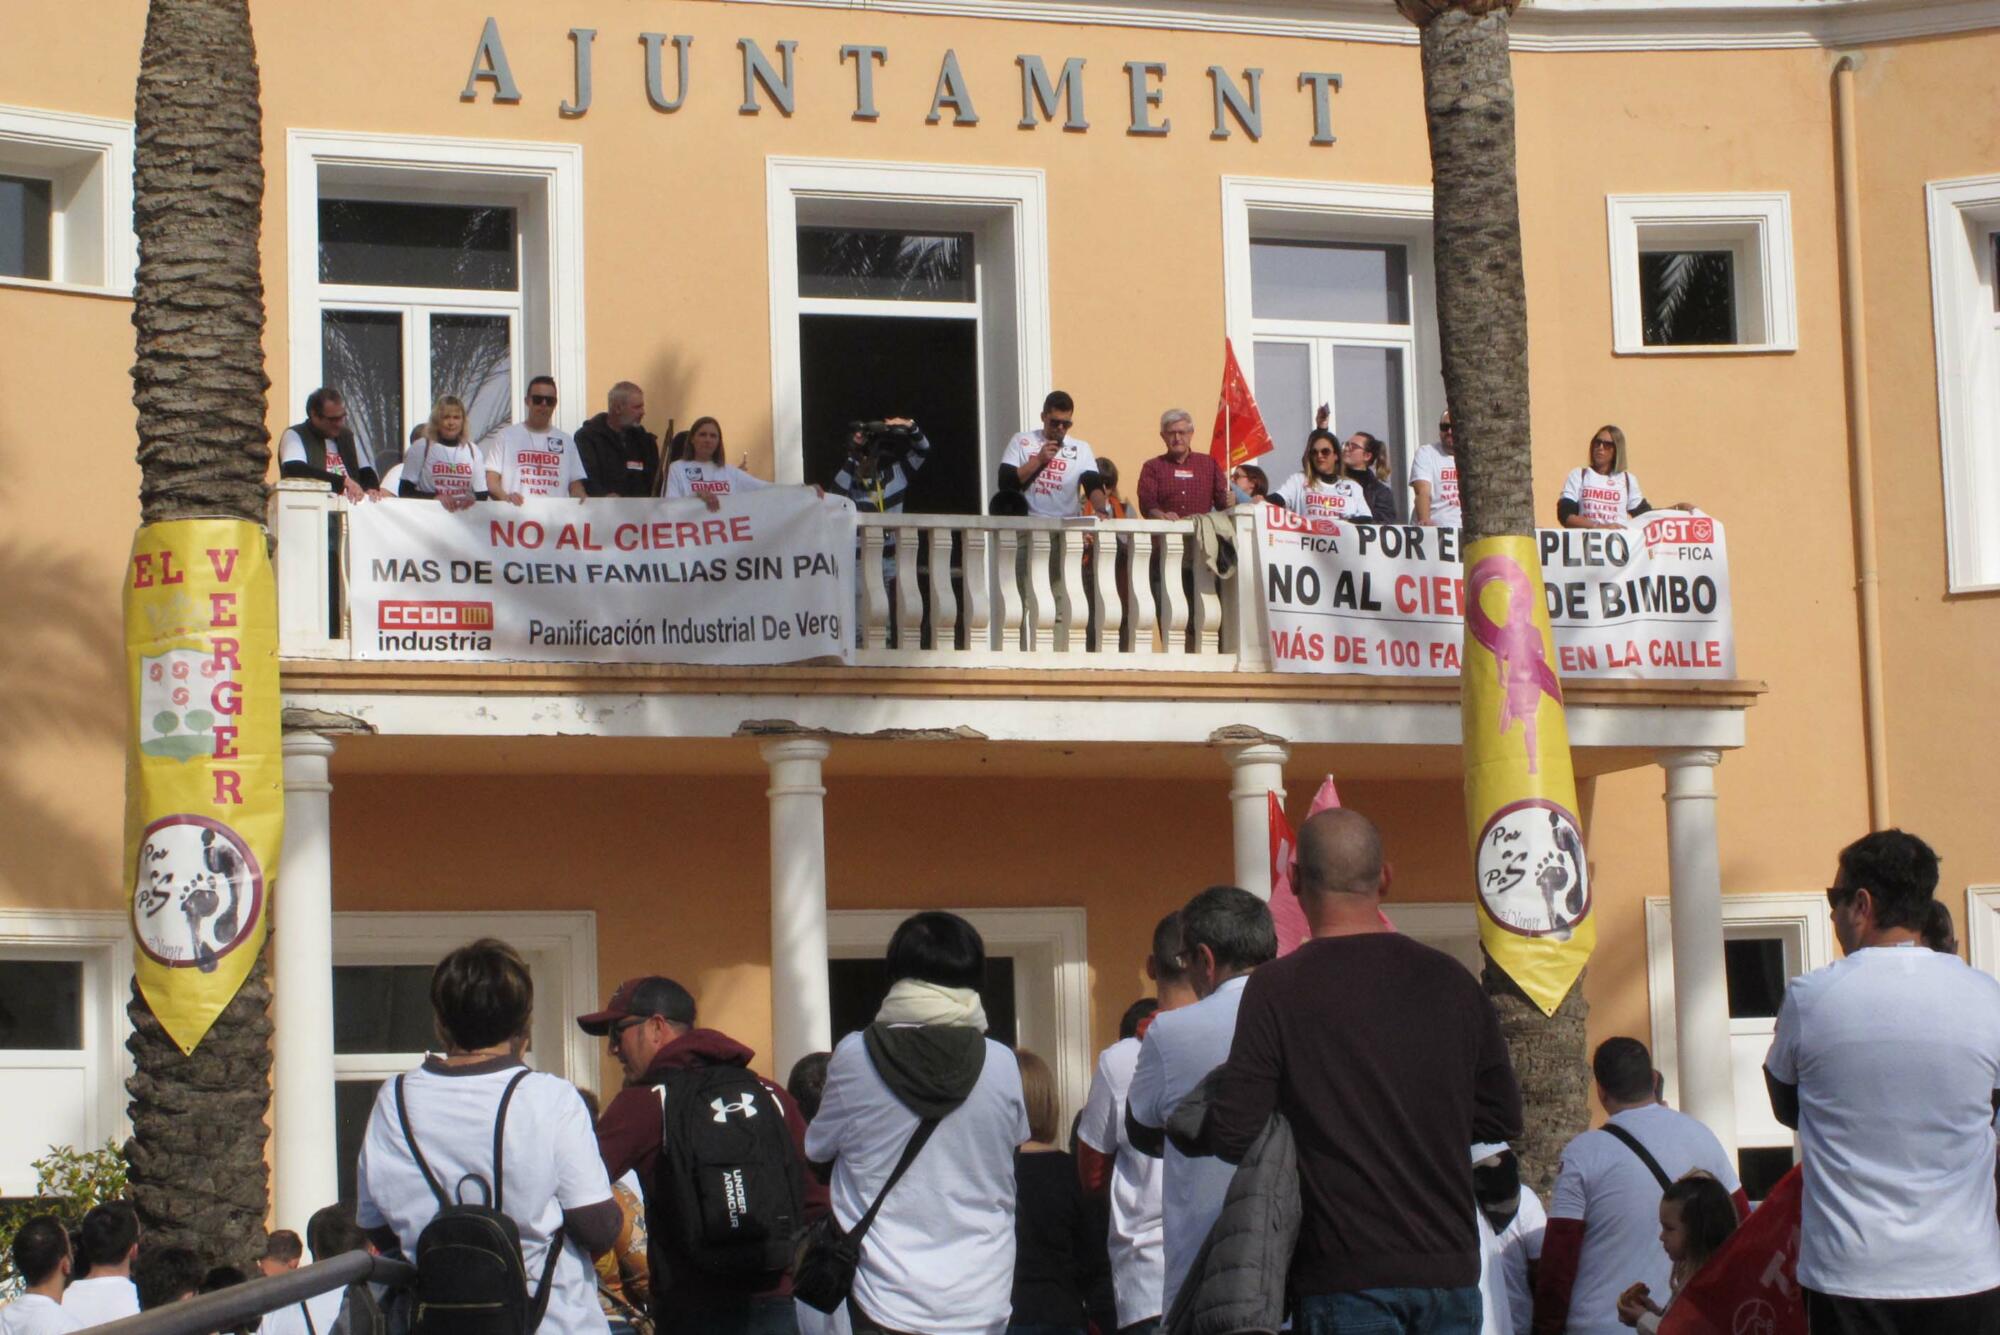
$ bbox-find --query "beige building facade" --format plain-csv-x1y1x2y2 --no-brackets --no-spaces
3,0,2000,1225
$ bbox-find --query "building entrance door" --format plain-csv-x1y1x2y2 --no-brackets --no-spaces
800,315,983,515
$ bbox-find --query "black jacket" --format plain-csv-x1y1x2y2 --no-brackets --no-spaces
1346,466,1399,524
575,413,661,497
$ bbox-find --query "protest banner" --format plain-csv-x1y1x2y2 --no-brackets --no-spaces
124,520,284,1054
1659,1166,1805,1335
1259,507,1733,681
346,489,857,665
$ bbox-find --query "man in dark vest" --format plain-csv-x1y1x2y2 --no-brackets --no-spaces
279,387,385,501
575,380,661,497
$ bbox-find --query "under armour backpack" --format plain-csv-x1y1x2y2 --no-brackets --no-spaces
650,1064,805,1280
396,1070,565,1335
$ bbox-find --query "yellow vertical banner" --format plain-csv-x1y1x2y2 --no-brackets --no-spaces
123,520,284,1054
1460,535,1593,1015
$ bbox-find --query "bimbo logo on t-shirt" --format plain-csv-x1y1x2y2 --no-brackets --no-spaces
1580,482,1626,526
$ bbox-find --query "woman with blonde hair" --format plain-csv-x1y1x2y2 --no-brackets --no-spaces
399,394,488,510
1558,425,1691,529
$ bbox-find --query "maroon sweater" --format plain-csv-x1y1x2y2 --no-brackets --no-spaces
1205,933,1522,1295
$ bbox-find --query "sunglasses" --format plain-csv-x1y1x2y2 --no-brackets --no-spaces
1825,886,1855,909
1592,438,1617,449
529,394,557,407
1311,447,1337,457
1046,417,1074,429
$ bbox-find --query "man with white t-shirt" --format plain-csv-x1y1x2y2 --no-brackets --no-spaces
1126,886,1277,1317
1411,410,1461,528
1076,913,1199,1335
60,1202,141,1328
4,1217,82,1335
999,390,1098,518
484,376,589,503
1765,829,2000,1335
1534,1039,1743,1335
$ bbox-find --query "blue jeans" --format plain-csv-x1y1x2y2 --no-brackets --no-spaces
1296,1286,1483,1335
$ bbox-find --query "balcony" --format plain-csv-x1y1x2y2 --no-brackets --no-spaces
269,480,1760,765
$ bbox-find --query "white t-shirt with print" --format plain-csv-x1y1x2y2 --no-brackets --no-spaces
3,1295,82,1335
1077,1035,1165,1329
1127,976,1249,1317
58,1278,137,1329
257,1288,344,1335
1767,945,2000,1299
1411,441,1461,527
484,424,587,498
280,427,375,480
356,1061,613,1335
404,439,485,498
664,461,769,500
1275,472,1374,522
1494,1184,1546,1335
1001,429,1098,519
1548,1104,1740,1335
803,1031,1029,1335
1561,467,1646,527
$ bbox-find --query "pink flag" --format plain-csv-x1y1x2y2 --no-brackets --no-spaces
1269,775,1391,954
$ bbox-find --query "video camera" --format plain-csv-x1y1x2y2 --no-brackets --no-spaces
846,418,919,472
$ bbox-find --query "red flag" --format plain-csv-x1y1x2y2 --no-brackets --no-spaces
1269,777,1390,954
1658,1166,1806,1335
1211,338,1274,470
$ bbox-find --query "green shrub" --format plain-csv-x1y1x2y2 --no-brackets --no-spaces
0,1143,130,1297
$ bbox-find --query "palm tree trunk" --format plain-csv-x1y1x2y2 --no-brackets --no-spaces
1398,0,1591,1194
126,0,273,1265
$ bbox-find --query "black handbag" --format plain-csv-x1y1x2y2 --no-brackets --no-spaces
791,1116,940,1314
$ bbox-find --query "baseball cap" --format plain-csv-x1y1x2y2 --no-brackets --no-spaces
1471,1142,1511,1163
576,976,696,1036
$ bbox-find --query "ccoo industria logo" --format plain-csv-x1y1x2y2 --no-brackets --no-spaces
375,599,496,651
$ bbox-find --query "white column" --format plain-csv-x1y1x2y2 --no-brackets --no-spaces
1226,742,1290,900
1662,749,1737,1157
273,731,339,1233
763,738,833,1079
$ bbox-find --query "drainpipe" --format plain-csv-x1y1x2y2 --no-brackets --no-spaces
1834,54,1890,830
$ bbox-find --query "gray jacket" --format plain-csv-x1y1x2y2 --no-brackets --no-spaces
1163,1070,1301,1335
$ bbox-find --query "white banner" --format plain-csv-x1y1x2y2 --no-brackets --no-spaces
1259,507,1733,679
347,491,856,665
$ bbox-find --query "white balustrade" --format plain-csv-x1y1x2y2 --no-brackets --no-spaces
269,482,1259,671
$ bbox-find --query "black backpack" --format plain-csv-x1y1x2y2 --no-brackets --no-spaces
648,1064,806,1281
395,1070,565,1335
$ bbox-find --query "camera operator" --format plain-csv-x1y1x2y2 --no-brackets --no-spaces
832,416,931,515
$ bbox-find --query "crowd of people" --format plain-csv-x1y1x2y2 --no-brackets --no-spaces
8,827,1987,1335
277,381,1690,532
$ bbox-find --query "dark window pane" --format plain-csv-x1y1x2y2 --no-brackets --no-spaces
430,313,514,444
336,1079,383,1204
1738,1145,1795,1203
799,314,981,514
827,956,1017,1048
321,310,405,471
1640,250,1736,345
0,961,83,1049
0,174,53,281
798,228,973,301
319,199,517,291
333,965,436,1054
1250,240,1408,324
1723,937,1787,1019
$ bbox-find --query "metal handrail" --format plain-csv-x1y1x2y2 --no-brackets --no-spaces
84,1252,414,1335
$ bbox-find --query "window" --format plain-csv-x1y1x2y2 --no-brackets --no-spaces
1925,176,2000,591
0,911,131,1197
1222,179,1444,510
1607,194,1796,354
331,911,599,1203
766,158,1052,501
0,104,136,293
286,131,585,482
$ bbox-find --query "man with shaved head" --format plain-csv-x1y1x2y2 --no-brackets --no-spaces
1204,809,1523,1335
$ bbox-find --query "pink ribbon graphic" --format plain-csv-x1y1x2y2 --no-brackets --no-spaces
1467,553,1563,774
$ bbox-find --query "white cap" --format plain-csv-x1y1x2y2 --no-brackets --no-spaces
1471,1142,1510,1163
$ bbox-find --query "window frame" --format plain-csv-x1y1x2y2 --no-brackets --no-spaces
1925,175,2000,592
0,909,134,1196
1606,193,1797,355
0,103,135,297
285,130,585,443
1221,177,1445,503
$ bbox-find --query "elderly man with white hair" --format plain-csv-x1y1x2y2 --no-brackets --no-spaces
1136,408,1229,520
